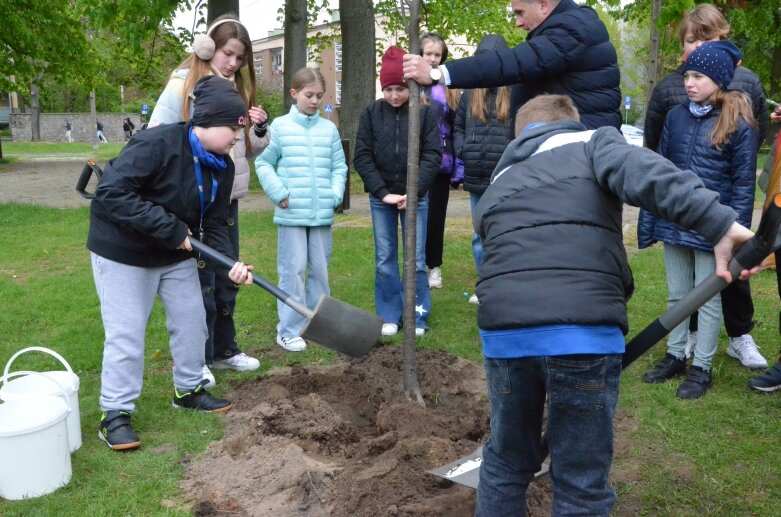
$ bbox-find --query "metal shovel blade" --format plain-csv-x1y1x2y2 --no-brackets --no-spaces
301,295,383,357
188,238,382,358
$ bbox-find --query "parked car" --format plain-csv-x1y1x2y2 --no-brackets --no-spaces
621,124,644,147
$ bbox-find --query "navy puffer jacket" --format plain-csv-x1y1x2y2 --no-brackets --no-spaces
644,64,768,153
444,0,621,129
454,89,515,194
637,104,757,252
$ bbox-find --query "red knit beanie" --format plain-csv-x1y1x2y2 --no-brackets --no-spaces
380,46,407,89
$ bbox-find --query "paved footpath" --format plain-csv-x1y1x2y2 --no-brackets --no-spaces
1,156,763,233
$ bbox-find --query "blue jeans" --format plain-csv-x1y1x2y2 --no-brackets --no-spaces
369,195,431,329
469,191,484,273
476,354,621,517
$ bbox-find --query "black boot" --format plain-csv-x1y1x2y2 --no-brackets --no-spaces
99,410,141,451
172,380,233,413
642,353,687,384
676,366,713,400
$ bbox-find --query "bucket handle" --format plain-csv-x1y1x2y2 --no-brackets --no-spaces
3,346,74,381
0,371,72,413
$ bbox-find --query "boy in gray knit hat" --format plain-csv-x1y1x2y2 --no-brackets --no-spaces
89,75,255,451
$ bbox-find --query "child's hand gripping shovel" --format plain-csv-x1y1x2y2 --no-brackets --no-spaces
428,194,781,488
623,192,781,367
189,238,383,358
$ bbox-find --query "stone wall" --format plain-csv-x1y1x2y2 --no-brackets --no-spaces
9,113,145,142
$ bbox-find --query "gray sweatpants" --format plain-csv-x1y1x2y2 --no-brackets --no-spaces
91,253,207,412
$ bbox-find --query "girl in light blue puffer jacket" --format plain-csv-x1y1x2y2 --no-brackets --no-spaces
256,67,347,352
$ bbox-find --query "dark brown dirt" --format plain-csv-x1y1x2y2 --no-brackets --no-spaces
180,345,560,516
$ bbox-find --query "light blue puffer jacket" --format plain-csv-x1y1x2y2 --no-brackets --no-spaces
256,105,347,226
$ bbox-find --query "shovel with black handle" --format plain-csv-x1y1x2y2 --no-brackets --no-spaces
429,193,781,488
189,238,383,358
75,160,382,357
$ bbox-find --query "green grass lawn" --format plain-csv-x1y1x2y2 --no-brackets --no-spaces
0,141,126,161
0,203,779,515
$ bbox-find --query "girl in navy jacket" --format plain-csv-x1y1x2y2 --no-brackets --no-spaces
640,41,757,400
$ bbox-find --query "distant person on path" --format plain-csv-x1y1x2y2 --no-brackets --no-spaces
256,67,347,352
96,120,107,143
474,93,756,516
149,14,269,385
354,46,441,338
643,4,769,370
418,33,462,292
453,34,515,305
639,41,758,400
122,117,135,140
402,0,621,129
65,119,73,143
89,76,254,451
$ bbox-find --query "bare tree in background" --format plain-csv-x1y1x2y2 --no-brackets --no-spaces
645,0,661,101
207,0,239,24
339,0,376,147
283,0,308,112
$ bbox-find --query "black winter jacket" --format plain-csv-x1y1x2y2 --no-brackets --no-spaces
476,121,737,335
444,0,621,129
354,100,441,199
644,64,768,153
87,123,234,267
454,89,515,194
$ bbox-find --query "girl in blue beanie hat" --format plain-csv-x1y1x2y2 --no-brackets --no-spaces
640,40,759,399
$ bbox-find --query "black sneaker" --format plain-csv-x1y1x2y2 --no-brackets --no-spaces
748,362,781,393
172,381,233,413
99,410,141,451
642,353,687,384
676,366,713,400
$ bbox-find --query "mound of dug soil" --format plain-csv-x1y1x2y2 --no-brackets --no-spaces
182,344,554,516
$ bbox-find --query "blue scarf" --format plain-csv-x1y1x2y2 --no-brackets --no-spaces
689,101,714,118
188,126,228,170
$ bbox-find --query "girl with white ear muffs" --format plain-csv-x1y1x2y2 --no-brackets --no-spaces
149,14,270,384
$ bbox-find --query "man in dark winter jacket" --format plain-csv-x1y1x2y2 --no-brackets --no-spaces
473,95,757,515
402,0,621,129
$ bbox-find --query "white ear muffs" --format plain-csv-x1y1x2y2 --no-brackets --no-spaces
193,18,242,61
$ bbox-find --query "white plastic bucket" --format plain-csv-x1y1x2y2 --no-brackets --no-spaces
0,371,72,500
0,347,81,452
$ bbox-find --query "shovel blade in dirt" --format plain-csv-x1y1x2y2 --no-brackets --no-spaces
189,238,382,357
427,446,549,488
300,295,382,356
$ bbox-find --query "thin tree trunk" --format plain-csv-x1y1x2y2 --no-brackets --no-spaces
90,90,98,150
645,0,662,102
339,0,375,148
30,83,40,142
207,0,239,24
402,0,424,408
283,0,308,112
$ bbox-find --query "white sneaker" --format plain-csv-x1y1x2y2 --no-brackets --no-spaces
381,323,398,336
727,334,768,369
276,335,307,352
468,294,479,305
415,328,426,337
212,352,261,371
428,267,443,289
684,331,697,359
202,365,216,388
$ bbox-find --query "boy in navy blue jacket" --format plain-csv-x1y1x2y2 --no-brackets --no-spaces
473,94,756,515
89,76,255,451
